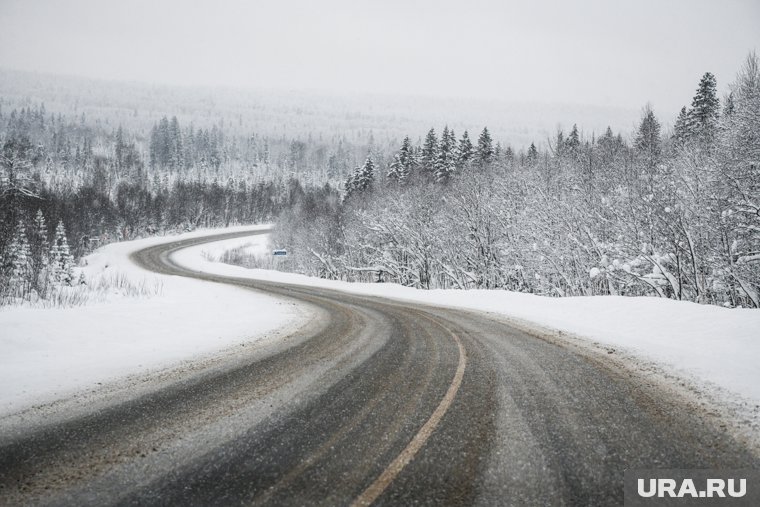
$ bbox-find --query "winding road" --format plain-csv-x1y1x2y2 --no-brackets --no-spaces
0,229,757,506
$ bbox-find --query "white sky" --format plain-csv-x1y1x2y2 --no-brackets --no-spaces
0,0,758,115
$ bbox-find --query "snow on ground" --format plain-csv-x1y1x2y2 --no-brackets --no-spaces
174,235,760,405
0,226,306,416
2,227,757,421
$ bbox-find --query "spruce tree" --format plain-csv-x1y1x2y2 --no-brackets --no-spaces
49,220,74,286
387,154,404,183
397,136,416,183
565,124,580,156
673,106,689,144
456,131,474,171
354,155,375,192
598,126,622,166
635,104,662,170
526,143,539,165
686,72,720,144
388,137,416,185
435,126,456,183
5,220,32,298
476,127,494,166
421,128,438,178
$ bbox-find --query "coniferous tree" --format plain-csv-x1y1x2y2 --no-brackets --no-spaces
421,128,438,178
49,220,74,286
387,154,404,184
635,104,662,170
476,127,494,166
387,136,415,184
435,126,456,183
503,146,514,162
686,72,720,144
494,142,503,162
4,220,31,298
526,142,539,165
456,131,474,171
673,106,689,144
565,124,580,156
352,155,375,192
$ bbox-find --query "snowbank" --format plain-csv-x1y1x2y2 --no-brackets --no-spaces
173,235,760,405
0,226,305,416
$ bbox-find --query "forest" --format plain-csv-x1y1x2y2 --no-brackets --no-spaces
0,92,347,303
274,54,760,308
1,53,758,308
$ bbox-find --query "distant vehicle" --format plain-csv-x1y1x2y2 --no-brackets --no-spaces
273,249,288,257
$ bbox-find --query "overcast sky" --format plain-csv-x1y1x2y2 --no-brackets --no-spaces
0,0,758,115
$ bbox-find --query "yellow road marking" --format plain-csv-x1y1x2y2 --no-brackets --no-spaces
350,322,467,507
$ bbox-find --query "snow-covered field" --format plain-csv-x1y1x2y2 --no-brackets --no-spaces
0,226,306,416
179,235,760,407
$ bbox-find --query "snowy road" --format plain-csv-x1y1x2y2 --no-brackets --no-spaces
1,229,758,506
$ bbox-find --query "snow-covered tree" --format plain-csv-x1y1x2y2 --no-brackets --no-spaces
344,171,357,198
565,124,580,157
673,106,689,144
4,220,32,298
49,220,74,286
526,142,538,165
387,154,404,184
421,128,438,178
722,91,735,117
29,209,49,295
347,155,375,196
635,104,662,171
476,127,494,166
387,136,415,184
713,51,760,306
685,71,720,145
434,126,456,183
455,131,474,171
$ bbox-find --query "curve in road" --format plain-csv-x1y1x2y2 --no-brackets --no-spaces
0,229,757,506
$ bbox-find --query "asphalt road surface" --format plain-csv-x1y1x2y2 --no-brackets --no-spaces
1,230,757,506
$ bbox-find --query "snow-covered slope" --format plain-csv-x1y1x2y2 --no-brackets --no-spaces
175,235,760,406
0,226,307,416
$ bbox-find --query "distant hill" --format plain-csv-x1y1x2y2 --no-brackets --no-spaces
0,68,641,151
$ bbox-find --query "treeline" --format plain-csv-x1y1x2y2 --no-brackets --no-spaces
0,101,344,303
275,54,760,308
0,100,371,185
0,172,331,303
0,80,379,305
